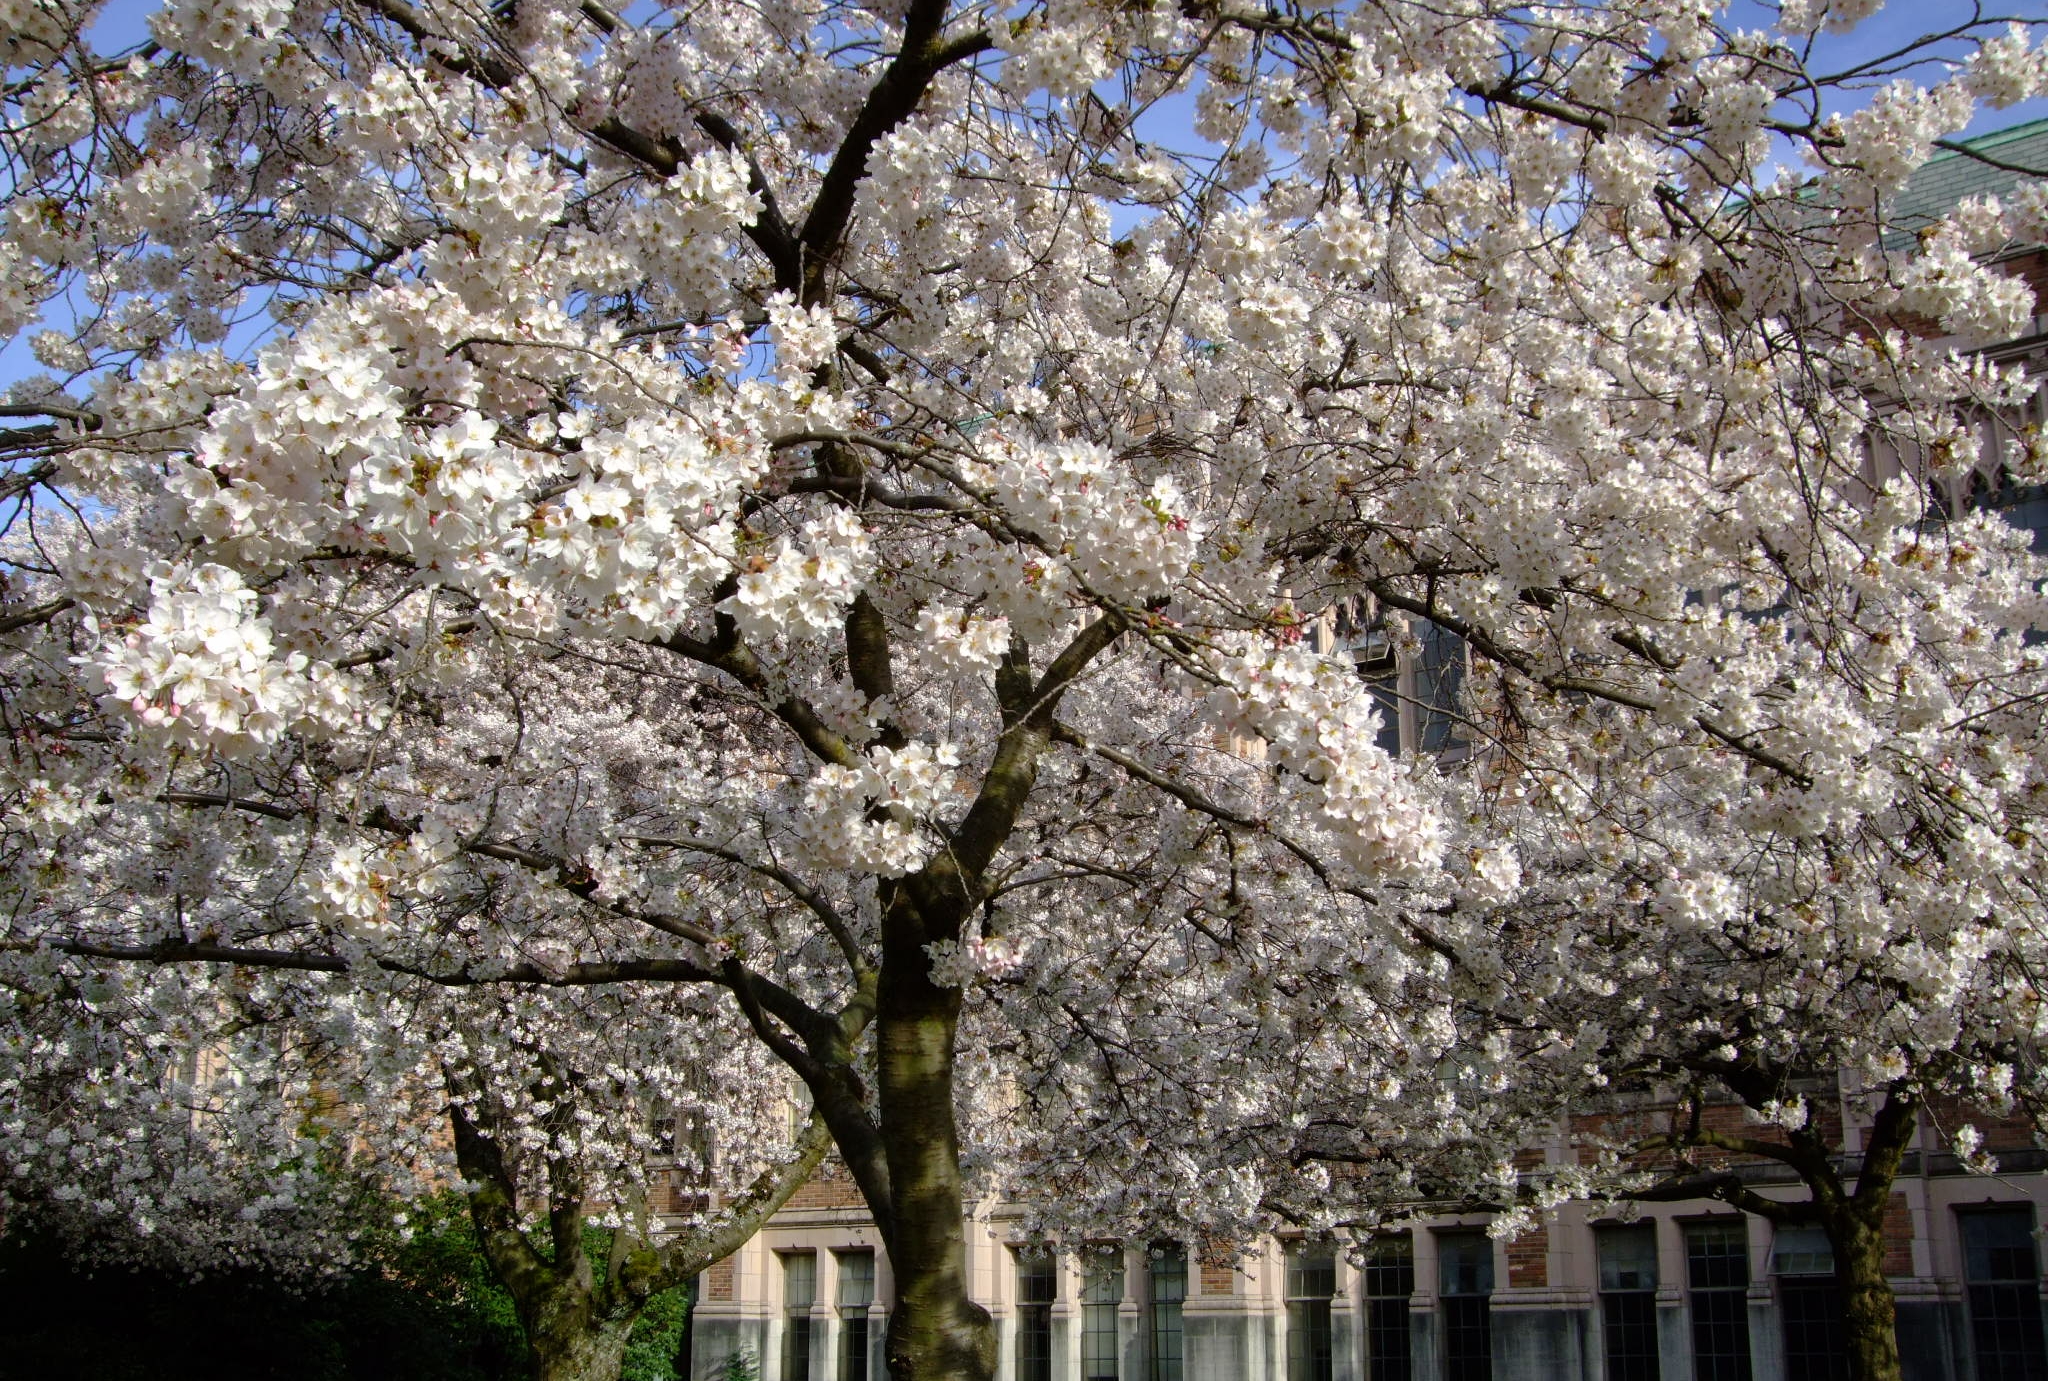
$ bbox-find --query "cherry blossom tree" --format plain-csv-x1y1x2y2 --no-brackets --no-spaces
0,918,831,1379
4,0,2048,1378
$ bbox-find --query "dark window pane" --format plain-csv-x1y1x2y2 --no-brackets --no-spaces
784,1254,816,1381
1416,620,1466,752
1442,1295,1492,1381
1365,1237,1414,1381
1365,1235,1415,1299
1286,1300,1333,1381
1599,1226,1660,1381
1685,1221,1751,1381
1151,1248,1186,1381
1778,1279,1847,1381
1689,1289,1751,1381
1970,1285,2048,1381
1288,1246,1337,1301
1439,1232,1492,1381
1287,1245,1336,1381
1438,1232,1494,1298
1966,1209,2043,1285
1367,1299,1411,1381
839,1317,868,1381
1963,1210,2048,1381
1019,1255,1057,1304
784,1316,812,1381
837,1251,874,1381
1686,1221,1750,1292
1772,1226,1834,1279
1016,1254,1055,1381
1598,1225,1658,1292
1083,1257,1122,1381
1601,1292,1660,1381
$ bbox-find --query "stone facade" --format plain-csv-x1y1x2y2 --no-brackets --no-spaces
686,1092,2048,1381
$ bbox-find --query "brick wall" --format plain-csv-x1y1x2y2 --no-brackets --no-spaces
2003,247,2048,315
1506,1225,1548,1288
784,1157,867,1210
1882,1193,1915,1277
1923,1094,2040,1154
1571,1095,1843,1170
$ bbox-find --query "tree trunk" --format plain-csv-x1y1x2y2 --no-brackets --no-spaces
497,1223,645,1381
448,1094,647,1381
1830,1086,1919,1381
1830,1215,1903,1381
876,910,997,1381
1652,1082,1920,1381
527,1309,634,1381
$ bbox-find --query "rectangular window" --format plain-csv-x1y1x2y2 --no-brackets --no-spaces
1962,1207,2048,1381
1437,1231,1493,1381
1016,1253,1056,1381
783,1253,816,1381
1344,602,1404,757
836,1251,875,1381
1286,1244,1337,1381
1150,1246,1186,1381
1083,1253,1125,1381
1363,1234,1414,1381
1772,1226,1845,1381
1415,619,1468,753
1684,1220,1753,1381
1597,1224,1660,1381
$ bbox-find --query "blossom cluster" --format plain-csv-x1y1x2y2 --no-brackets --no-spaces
797,740,961,876
980,439,1203,604
1200,639,1445,883
89,564,361,756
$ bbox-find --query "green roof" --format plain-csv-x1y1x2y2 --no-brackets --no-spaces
1891,116,2048,237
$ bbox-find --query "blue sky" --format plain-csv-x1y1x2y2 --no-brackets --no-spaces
2,0,2043,394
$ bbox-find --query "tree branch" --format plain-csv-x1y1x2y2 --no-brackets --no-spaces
14,935,717,988
1367,581,1816,788
1853,1085,1919,1223
694,111,802,289
626,835,867,976
157,789,725,949
0,597,75,636
930,612,1123,906
654,1112,835,1290
1629,1173,1817,1223
795,0,992,302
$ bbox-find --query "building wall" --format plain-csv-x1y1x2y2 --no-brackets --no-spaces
687,1100,2048,1381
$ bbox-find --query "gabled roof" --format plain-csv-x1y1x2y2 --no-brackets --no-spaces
1891,117,2048,237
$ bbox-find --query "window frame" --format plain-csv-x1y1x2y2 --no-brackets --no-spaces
1284,1241,1338,1381
1148,1244,1187,1381
781,1251,818,1381
1436,1229,1494,1381
834,1249,875,1381
1080,1249,1125,1381
1595,1222,1660,1381
1682,1218,1753,1381
1362,1233,1415,1381
1959,1204,2048,1381
1014,1250,1056,1381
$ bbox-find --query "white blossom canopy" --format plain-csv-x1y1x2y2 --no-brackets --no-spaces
1,0,2046,1278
